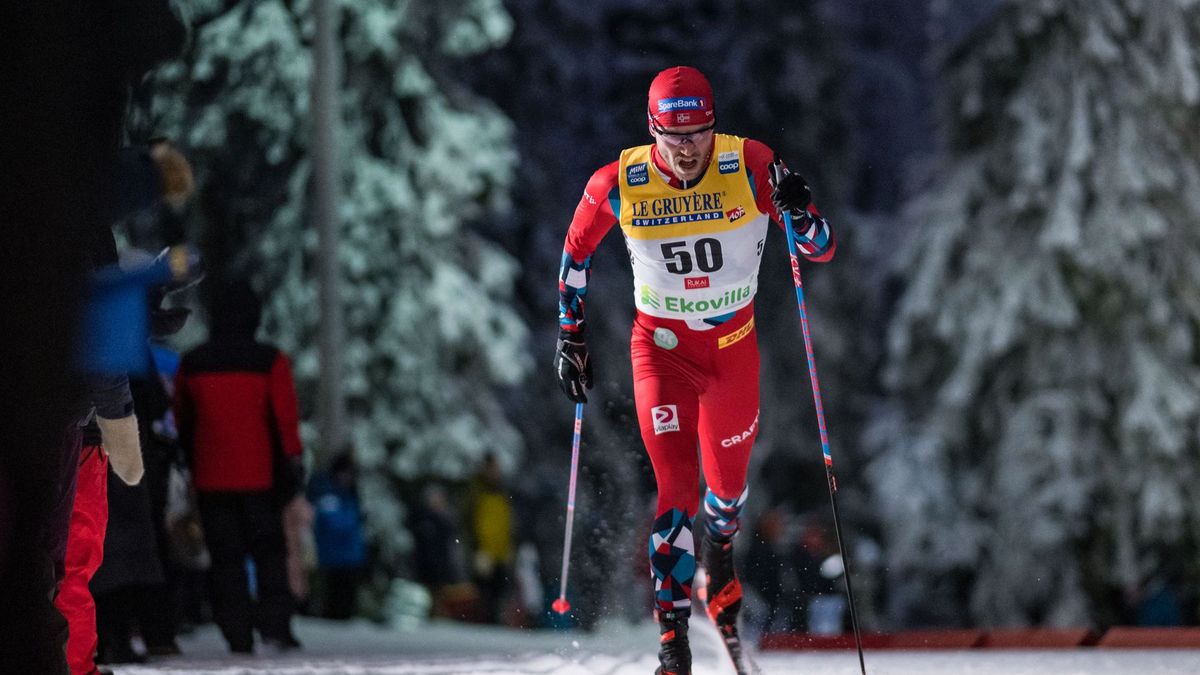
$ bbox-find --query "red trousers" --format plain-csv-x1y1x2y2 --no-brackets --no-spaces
55,446,108,675
631,304,760,516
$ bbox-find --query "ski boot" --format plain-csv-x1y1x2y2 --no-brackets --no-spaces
655,609,691,675
702,537,749,674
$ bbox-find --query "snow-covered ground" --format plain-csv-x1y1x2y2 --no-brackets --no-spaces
115,616,1200,674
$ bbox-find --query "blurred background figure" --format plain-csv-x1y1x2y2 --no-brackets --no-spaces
467,454,515,625
308,451,366,620
409,483,473,620
161,434,212,633
793,516,845,635
55,131,198,675
92,243,197,667
92,459,168,666
743,506,788,636
174,279,305,653
511,467,567,629
1127,549,1189,628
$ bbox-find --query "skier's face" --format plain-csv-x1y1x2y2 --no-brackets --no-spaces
652,120,715,182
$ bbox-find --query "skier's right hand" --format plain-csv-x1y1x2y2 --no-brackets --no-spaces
554,329,593,403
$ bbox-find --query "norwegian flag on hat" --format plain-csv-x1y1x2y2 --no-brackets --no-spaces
648,66,714,128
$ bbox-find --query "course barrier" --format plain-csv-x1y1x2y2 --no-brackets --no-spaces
761,626,1199,650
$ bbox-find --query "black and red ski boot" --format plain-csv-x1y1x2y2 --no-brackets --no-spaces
654,609,691,675
702,537,751,674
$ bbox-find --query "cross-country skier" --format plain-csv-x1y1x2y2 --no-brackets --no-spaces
553,66,835,675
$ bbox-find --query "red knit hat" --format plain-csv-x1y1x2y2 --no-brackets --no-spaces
647,66,714,129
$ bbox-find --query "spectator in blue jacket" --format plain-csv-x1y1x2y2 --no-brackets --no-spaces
308,452,366,619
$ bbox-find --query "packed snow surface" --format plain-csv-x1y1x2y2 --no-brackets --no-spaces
114,616,1200,674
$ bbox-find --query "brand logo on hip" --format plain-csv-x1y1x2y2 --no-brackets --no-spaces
627,163,649,186
651,404,680,435
653,327,679,350
718,151,740,174
717,317,755,349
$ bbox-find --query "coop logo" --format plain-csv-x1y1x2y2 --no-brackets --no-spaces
651,404,680,435
718,151,740,174
726,205,745,223
657,97,706,112
721,410,759,447
626,162,649,186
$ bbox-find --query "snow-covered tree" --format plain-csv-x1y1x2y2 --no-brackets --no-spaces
138,0,530,565
871,0,1200,627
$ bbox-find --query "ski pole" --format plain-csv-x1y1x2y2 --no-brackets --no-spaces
552,402,584,614
777,168,867,675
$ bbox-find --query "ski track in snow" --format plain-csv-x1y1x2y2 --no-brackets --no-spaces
112,617,1200,674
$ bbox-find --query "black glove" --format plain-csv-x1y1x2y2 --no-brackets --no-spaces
769,160,812,215
554,330,593,403
149,291,192,337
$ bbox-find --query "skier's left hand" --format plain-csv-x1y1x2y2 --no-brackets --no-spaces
769,161,812,216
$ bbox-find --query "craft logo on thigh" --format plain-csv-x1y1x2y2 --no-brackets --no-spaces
721,409,760,447
651,404,680,435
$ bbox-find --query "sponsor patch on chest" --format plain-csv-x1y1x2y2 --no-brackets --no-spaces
718,151,740,174
627,162,649,186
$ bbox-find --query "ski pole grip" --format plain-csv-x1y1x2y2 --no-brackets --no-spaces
769,156,788,187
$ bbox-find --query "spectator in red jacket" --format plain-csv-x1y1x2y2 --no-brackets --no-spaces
174,278,305,654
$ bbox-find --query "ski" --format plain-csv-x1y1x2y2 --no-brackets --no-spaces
697,567,762,675
715,625,760,675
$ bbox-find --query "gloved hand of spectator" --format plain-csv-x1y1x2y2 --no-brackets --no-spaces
277,455,307,502
149,138,194,211
148,286,192,337
97,414,143,485
769,160,812,216
158,245,205,292
554,329,593,403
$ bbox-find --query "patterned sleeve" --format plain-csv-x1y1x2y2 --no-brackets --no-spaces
559,162,620,333
744,139,836,263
